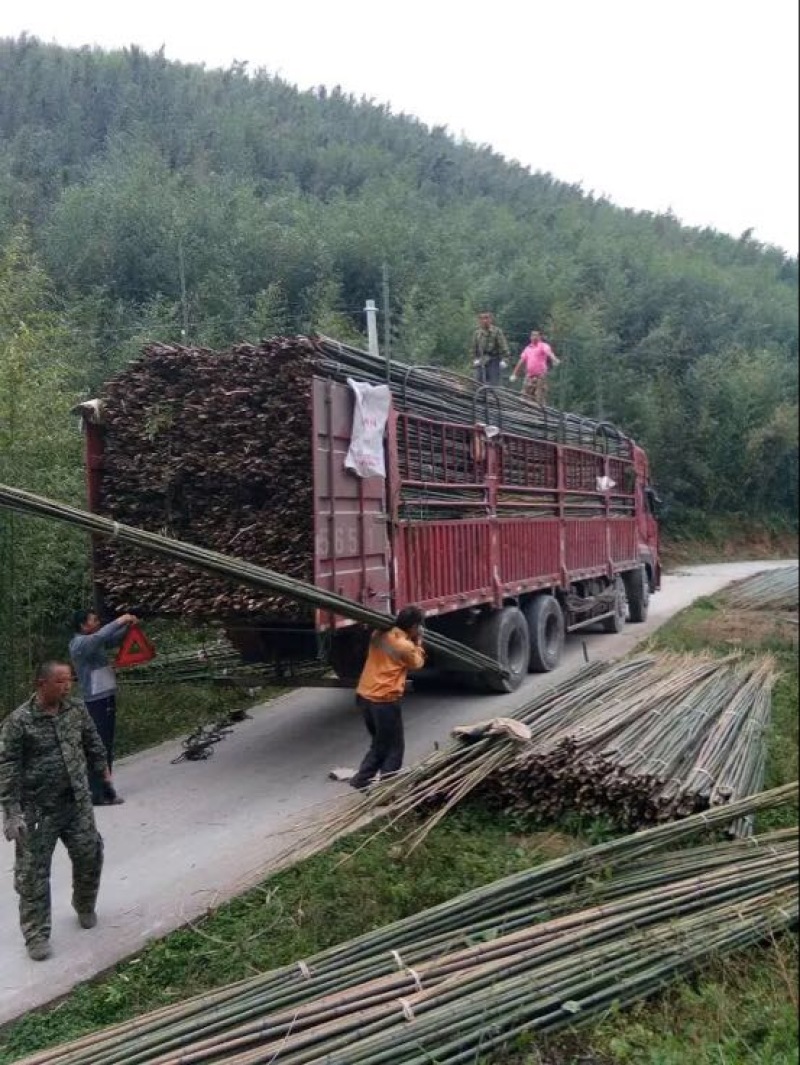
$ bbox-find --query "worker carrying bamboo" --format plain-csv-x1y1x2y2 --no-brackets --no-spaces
350,606,427,791
510,330,561,405
470,312,510,387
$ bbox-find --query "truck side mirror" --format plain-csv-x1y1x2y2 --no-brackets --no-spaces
645,486,664,516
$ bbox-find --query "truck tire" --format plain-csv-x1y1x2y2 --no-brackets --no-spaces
473,606,530,693
524,595,564,672
600,577,627,634
623,565,650,623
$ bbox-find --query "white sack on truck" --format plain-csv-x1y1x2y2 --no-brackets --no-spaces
345,378,392,479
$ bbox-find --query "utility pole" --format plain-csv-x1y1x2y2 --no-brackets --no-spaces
381,262,391,381
595,359,605,422
178,239,189,342
364,299,380,358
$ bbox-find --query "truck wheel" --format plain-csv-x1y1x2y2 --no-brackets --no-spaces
623,566,650,623
473,606,530,693
524,595,564,672
601,577,627,634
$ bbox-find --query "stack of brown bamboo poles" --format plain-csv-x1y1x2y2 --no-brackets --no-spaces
13,785,797,1065
94,338,318,618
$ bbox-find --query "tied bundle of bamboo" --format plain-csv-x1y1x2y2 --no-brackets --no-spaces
313,334,634,456
305,653,776,855
14,785,797,1065
495,655,775,834
720,565,799,613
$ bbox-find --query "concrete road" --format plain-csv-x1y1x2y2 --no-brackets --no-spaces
0,560,794,1025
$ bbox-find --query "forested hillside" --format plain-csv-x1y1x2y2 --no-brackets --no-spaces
0,36,797,690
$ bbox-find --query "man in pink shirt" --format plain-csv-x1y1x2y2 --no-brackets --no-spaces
510,331,560,404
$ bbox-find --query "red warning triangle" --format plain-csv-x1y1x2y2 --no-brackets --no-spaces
114,624,157,668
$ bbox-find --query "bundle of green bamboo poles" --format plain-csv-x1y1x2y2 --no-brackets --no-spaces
15,784,797,1065
0,484,508,685
314,335,633,457
721,565,799,613
306,652,775,855
120,639,325,688
121,640,240,686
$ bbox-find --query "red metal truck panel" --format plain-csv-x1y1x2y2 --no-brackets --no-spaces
498,519,561,586
609,519,638,561
395,520,494,611
565,519,608,570
312,377,392,629
385,406,646,616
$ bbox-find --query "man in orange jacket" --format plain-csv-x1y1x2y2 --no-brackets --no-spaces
350,606,427,791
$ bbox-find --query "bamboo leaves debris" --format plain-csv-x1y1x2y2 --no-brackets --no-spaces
14,784,798,1065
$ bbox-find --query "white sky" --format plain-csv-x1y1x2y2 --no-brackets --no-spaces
3,0,798,254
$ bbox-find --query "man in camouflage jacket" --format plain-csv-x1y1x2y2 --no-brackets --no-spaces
0,661,110,961
470,311,510,387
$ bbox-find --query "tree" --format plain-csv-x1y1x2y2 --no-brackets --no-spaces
0,227,88,712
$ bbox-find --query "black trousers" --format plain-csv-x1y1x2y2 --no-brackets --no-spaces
86,694,117,802
475,359,501,387
350,697,404,789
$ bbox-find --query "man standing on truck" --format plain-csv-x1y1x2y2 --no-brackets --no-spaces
69,609,137,805
1,662,109,961
350,606,427,791
470,312,510,387
510,331,560,404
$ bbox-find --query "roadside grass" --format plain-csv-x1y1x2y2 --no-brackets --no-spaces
116,679,258,757
659,516,796,569
0,593,796,1065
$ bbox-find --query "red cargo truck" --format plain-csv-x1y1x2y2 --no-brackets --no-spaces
83,369,660,693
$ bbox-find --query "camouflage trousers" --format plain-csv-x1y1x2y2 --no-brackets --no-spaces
522,374,548,404
14,797,103,945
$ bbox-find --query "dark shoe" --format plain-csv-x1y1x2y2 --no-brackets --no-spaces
77,911,97,929
93,795,125,806
27,940,51,961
